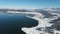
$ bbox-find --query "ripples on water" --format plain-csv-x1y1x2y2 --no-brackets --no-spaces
0,13,38,34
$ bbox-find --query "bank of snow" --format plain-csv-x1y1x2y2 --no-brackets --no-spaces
6,11,60,34
22,12,60,34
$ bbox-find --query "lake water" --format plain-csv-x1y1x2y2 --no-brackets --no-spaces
0,13,38,34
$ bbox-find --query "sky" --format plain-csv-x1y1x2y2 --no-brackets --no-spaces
0,0,60,9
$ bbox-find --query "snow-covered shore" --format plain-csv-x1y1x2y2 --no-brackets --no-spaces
6,11,60,34
22,12,60,34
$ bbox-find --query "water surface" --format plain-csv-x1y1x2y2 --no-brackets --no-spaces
0,13,38,34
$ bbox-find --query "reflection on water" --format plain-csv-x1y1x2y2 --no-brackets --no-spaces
0,13,38,34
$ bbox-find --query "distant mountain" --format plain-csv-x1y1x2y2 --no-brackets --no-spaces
43,8,60,11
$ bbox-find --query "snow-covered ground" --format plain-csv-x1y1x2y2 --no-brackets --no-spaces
6,10,60,34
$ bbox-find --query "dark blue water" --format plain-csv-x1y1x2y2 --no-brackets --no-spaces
0,13,38,34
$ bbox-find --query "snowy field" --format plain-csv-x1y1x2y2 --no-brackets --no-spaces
6,9,60,34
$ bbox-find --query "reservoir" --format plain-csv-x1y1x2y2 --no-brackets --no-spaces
0,13,38,34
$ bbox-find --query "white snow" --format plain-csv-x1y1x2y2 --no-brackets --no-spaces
22,12,60,34
6,10,60,34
